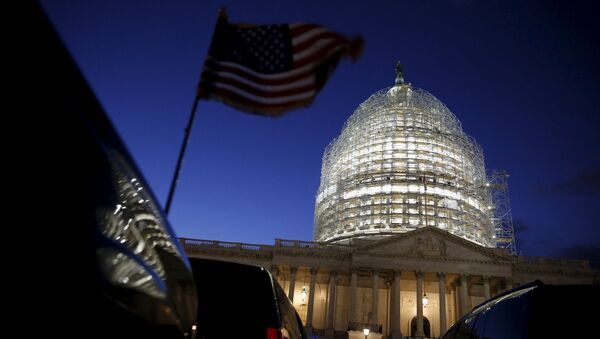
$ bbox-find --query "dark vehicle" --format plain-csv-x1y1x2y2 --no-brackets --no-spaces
441,280,600,339
190,258,306,339
28,2,197,338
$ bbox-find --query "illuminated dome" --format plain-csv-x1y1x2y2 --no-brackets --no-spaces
314,64,494,246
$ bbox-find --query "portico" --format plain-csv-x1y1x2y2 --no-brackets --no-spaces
182,226,596,338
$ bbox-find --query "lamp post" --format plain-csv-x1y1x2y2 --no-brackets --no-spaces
363,327,370,339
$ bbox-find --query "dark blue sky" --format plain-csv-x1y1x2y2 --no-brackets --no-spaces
42,0,599,262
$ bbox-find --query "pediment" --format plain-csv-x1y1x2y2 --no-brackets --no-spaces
354,226,506,262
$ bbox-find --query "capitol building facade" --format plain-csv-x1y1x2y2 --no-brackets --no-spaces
182,66,597,338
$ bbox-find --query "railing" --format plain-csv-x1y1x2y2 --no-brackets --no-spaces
180,238,266,252
181,237,353,255
275,238,351,250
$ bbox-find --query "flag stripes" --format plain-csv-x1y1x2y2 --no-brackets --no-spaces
198,13,362,116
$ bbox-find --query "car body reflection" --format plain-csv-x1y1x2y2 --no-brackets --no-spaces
31,1,197,337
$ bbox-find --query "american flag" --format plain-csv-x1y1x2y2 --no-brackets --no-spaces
197,10,363,117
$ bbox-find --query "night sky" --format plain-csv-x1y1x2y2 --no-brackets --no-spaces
41,0,599,264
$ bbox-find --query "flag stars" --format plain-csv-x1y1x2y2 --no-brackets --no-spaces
221,24,293,73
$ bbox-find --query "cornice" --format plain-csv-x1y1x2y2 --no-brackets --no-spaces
356,251,512,266
184,239,516,265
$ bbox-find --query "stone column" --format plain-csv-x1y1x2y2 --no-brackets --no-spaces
349,268,358,326
325,271,338,336
372,270,380,327
438,272,447,335
306,268,318,330
389,270,402,339
416,271,424,337
270,265,279,285
460,274,469,316
454,280,461,320
450,282,457,323
482,276,491,300
288,267,297,303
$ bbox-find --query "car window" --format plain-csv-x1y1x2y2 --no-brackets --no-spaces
481,293,530,339
274,283,305,339
441,322,459,339
470,305,488,339
191,259,279,339
454,312,479,339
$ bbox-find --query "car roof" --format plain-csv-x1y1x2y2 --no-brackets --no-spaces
189,258,282,334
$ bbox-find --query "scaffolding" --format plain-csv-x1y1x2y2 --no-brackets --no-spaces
487,170,518,255
314,83,495,247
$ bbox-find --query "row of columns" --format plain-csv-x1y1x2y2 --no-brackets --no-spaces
349,270,456,338
276,266,499,337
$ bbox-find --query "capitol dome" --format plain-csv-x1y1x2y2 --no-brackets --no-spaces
314,64,494,247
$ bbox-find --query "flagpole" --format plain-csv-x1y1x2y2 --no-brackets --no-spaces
165,95,200,215
164,8,226,216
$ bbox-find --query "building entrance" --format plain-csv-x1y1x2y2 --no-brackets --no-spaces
410,316,431,337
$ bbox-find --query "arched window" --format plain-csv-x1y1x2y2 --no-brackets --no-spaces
410,316,431,338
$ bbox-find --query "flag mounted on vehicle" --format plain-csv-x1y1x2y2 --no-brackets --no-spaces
197,9,364,117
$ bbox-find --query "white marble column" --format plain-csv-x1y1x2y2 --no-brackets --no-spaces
389,270,402,339
483,276,491,300
349,268,358,325
438,272,447,335
288,267,297,303
306,268,318,329
416,271,424,337
372,269,380,327
325,271,337,336
460,274,469,316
